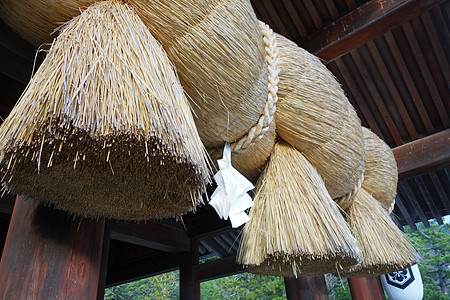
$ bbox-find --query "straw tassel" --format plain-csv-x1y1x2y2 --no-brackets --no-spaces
338,127,419,277
236,140,361,277
342,188,420,277
0,1,210,220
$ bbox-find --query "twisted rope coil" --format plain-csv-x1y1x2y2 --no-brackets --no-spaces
335,173,364,210
209,21,279,157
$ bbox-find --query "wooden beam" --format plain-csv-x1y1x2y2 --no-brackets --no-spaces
97,221,111,300
394,196,418,231
180,239,200,300
194,255,245,282
109,220,190,253
399,181,430,227
393,129,450,179
183,210,232,239
300,0,445,62
285,276,329,300
200,236,229,258
415,177,444,224
348,277,386,300
0,196,106,299
106,252,182,287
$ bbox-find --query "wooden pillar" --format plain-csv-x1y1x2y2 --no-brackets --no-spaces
284,275,329,300
348,277,386,300
0,196,106,299
96,221,111,300
179,238,200,300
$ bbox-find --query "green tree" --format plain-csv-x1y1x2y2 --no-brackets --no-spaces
105,270,179,299
405,221,450,300
325,275,351,300
201,273,285,299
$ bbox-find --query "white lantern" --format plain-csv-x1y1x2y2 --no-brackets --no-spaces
380,264,423,300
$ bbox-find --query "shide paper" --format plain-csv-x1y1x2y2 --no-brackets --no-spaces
209,143,254,228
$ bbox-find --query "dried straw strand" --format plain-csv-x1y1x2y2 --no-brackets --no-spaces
128,0,268,148
361,127,398,211
343,188,419,277
237,140,360,277
275,34,365,200
208,20,279,180
127,0,277,180
0,1,210,220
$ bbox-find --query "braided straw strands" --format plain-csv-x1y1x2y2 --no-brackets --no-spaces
236,140,361,277
126,0,276,180
361,127,398,212
275,34,364,201
343,188,419,277
0,1,210,220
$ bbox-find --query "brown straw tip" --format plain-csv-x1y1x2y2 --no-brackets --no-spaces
237,140,361,276
342,188,420,277
0,1,210,220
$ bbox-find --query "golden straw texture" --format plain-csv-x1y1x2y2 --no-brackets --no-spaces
207,21,279,180
362,127,398,211
127,1,274,158
343,188,419,277
129,0,268,146
0,0,96,46
275,34,365,200
237,140,360,277
0,1,210,220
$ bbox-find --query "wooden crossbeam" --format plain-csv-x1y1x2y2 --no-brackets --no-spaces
193,255,244,283
106,252,182,287
300,0,445,62
109,220,190,253
393,129,450,179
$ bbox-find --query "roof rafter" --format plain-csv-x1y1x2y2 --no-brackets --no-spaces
299,0,445,62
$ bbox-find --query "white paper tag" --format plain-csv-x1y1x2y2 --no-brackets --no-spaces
209,143,254,228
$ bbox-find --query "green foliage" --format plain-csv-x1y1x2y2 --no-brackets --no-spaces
325,275,351,300
201,273,285,300
104,270,285,299
104,271,179,300
405,221,450,300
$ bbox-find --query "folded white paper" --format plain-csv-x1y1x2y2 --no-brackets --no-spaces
209,143,254,228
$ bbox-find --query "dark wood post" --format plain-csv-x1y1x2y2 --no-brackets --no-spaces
97,221,111,300
0,195,106,299
284,275,329,300
179,238,200,300
348,277,386,300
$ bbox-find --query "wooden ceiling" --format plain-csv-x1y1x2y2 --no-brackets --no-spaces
0,0,448,287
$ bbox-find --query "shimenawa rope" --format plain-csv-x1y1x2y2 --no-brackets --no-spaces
209,21,279,157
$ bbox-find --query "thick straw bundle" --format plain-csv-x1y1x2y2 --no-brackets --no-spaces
237,141,360,277
0,1,210,220
362,127,398,212
127,0,276,179
343,188,419,277
0,0,96,46
0,0,275,179
275,34,364,200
